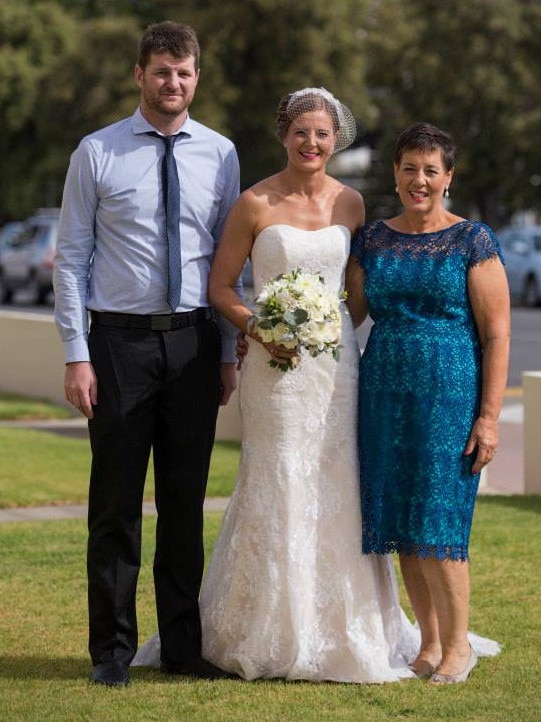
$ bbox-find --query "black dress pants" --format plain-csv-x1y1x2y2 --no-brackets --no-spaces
86,316,221,666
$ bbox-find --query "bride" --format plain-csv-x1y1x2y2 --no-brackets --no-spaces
133,87,498,682
201,87,417,682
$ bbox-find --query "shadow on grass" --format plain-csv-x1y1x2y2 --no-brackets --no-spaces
0,657,311,686
0,656,90,680
0,657,171,684
0,657,242,684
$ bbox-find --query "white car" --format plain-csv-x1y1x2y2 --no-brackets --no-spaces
497,225,541,307
0,209,59,305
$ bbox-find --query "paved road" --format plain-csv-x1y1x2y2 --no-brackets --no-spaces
507,307,541,387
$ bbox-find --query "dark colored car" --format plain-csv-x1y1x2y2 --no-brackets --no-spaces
497,225,541,307
0,209,59,305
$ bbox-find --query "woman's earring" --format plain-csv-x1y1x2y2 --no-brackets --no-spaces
395,185,398,193
444,187,450,198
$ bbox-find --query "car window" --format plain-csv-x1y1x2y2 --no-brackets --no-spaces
0,222,23,247
35,227,52,246
533,236,541,252
498,233,512,250
503,234,530,255
9,226,38,247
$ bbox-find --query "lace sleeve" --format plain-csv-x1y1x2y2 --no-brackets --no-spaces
350,224,367,268
468,222,505,267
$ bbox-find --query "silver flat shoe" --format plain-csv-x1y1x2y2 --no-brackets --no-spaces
430,647,478,685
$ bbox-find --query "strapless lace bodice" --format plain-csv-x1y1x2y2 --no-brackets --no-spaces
250,224,350,296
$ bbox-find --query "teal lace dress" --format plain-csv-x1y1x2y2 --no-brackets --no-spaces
352,220,503,561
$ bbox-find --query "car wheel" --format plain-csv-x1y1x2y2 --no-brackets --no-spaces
26,273,42,305
0,272,13,304
523,276,540,307
36,285,51,305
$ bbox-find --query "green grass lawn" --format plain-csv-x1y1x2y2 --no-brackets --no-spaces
0,393,539,720
0,392,74,421
0,392,240,505
0,427,239,506
0,498,539,721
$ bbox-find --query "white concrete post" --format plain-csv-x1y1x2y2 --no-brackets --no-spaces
523,371,541,494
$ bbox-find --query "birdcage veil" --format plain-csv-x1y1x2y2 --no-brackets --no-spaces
276,87,357,154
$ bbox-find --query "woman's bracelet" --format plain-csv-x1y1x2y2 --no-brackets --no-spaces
245,315,258,336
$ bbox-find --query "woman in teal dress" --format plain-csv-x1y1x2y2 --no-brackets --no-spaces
346,123,510,684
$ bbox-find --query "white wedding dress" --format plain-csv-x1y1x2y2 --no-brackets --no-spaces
132,225,499,682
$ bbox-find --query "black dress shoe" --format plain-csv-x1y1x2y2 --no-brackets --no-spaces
91,661,130,686
160,657,237,680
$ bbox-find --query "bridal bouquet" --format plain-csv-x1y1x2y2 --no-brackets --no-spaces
252,268,344,371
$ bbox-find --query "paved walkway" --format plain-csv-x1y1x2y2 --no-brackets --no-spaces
0,497,229,523
478,398,523,495
0,393,526,523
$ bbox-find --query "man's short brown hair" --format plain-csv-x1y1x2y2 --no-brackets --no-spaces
138,21,200,70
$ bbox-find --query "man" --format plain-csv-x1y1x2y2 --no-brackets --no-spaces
53,21,240,686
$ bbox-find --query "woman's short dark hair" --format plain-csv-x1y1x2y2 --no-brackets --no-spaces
394,122,457,171
138,21,200,71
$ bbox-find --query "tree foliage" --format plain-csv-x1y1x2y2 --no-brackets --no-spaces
363,0,541,226
0,2,78,216
39,16,142,202
1,0,541,225
0,3,141,218
166,0,370,188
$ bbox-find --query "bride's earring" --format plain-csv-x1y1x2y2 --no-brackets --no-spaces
444,187,450,198
395,185,399,193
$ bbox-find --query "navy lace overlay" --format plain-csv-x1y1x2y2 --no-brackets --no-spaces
352,220,503,561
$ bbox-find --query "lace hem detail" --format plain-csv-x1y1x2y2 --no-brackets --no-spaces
362,542,469,562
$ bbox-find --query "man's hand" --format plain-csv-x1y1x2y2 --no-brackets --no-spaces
64,361,98,419
219,363,238,406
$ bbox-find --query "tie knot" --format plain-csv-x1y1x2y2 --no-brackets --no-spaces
146,131,179,151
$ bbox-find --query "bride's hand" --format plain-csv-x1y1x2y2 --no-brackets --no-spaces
242,316,299,367
263,342,300,365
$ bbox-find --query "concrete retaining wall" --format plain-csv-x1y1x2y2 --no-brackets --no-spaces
0,310,242,441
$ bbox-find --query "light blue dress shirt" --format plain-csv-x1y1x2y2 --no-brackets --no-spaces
54,107,240,363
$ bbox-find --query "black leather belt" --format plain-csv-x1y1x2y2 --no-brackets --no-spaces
90,307,215,331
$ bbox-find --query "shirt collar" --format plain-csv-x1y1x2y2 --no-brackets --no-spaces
131,107,194,137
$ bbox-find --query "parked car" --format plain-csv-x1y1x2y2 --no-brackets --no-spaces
497,224,541,307
0,209,59,305
0,221,24,250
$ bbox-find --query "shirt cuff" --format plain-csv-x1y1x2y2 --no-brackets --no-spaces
64,337,90,364
217,313,239,364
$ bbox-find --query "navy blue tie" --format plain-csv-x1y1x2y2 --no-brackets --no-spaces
149,133,182,311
